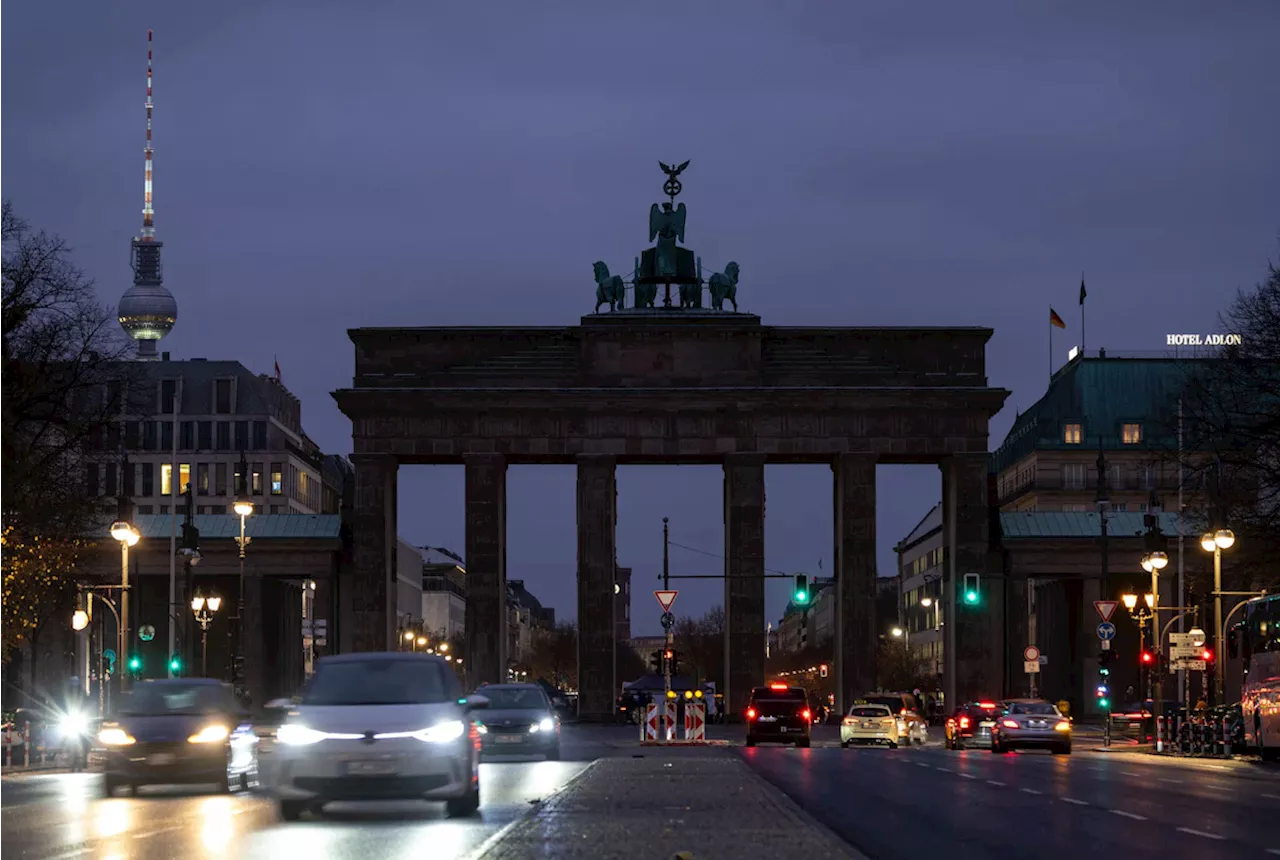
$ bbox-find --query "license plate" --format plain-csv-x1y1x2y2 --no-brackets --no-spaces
758,716,777,722
148,753,176,766
779,726,792,732
346,759,398,776
980,721,995,727
494,734,523,744
862,722,875,728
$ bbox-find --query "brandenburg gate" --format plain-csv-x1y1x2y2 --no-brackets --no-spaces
333,163,1009,719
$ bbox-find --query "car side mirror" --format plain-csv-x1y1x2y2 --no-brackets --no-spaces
465,694,490,710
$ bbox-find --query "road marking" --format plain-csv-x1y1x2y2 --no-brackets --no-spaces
915,762,931,768
1177,828,1225,840
934,767,953,773
135,826,181,839
1263,793,1280,801
987,780,1005,787
1020,788,1042,795
958,773,976,779
1264,849,1280,856
1158,778,1180,784
1121,771,1141,776
1061,797,1088,805
1111,810,1146,820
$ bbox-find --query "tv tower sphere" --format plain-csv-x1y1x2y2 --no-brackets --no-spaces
118,279,178,342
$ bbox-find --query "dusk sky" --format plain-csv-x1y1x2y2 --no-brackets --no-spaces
5,2,1277,636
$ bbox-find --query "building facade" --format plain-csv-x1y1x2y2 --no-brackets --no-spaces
420,547,467,640
89,359,341,518
893,503,946,684
507,580,554,668
395,540,425,630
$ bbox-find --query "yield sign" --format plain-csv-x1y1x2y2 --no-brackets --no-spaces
1094,600,1118,623
654,590,679,612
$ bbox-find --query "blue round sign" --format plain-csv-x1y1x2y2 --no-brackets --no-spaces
103,648,117,664
1096,622,1117,641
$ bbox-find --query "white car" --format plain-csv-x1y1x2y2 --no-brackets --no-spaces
269,652,488,821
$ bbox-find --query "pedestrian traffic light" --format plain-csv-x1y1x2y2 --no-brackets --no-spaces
962,573,980,605
126,654,142,674
1095,676,1110,710
168,654,183,675
793,575,810,605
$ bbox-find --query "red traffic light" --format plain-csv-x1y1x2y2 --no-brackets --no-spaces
664,650,673,659
1140,650,1154,664
1201,648,1214,661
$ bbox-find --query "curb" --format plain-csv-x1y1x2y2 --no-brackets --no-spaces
464,759,602,860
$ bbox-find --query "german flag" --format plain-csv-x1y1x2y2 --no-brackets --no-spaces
1050,308,1066,329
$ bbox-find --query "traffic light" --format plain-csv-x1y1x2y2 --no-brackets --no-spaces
168,654,183,675
1140,650,1154,665
669,650,681,675
1096,651,1111,709
126,654,142,675
1200,647,1214,662
649,650,663,673
962,573,980,606
793,575,810,605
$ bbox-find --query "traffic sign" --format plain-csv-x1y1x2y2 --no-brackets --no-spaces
1094,600,1118,623
660,611,675,630
1038,655,1048,665
1175,659,1207,672
138,624,156,642
1170,645,1200,659
654,590,678,612
103,648,116,664
1023,645,1040,662
1024,660,1040,674
1168,632,1197,646
1096,622,1116,641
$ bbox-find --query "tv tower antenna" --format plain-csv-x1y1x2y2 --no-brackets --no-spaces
118,28,177,359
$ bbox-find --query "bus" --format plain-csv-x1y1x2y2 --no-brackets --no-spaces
1235,592,1279,760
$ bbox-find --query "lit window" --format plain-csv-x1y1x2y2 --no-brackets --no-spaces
1063,423,1083,444
270,464,283,496
161,464,191,495
1122,423,1142,444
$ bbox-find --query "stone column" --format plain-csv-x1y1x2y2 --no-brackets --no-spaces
576,454,616,720
832,454,877,716
350,453,398,653
465,453,507,688
723,453,766,719
942,453,998,707
242,566,264,706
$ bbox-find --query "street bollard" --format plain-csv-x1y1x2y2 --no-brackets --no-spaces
1175,716,1184,754
1221,716,1231,758
1156,716,1165,753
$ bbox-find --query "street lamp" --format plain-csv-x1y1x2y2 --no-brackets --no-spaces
191,593,223,677
1200,528,1236,702
109,521,140,691
1122,592,1156,707
232,451,253,690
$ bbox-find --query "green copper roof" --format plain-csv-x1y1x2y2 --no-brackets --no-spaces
992,356,1210,473
129,514,342,541
999,511,1199,539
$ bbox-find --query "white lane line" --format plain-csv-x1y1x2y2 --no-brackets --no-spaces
135,826,181,839
1158,777,1180,784
42,851,88,860
1263,793,1280,801
1112,810,1146,820
987,779,1006,787
1177,827,1225,841
934,767,953,773
1263,848,1280,856
1020,788,1043,795
915,762,931,768
1061,797,1088,805
958,773,976,779
1121,771,1141,776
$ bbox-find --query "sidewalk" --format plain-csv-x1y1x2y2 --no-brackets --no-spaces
472,748,863,860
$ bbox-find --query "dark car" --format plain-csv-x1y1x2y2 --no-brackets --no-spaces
745,684,812,747
98,678,257,796
945,701,1004,750
474,683,561,760
991,699,1071,755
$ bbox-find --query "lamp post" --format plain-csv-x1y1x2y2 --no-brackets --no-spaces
191,593,223,677
109,520,141,692
1200,527,1236,703
232,451,254,687
1121,592,1155,706
1140,501,1170,717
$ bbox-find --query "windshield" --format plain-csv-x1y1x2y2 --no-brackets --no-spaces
849,706,892,718
751,687,806,701
1009,702,1060,716
303,659,454,706
118,684,233,716
480,687,550,710
860,697,906,712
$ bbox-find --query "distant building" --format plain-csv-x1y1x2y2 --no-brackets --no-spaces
395,540,425,630
88,358,339,517
892,504,945,684
773,576,834,655
507,579,554,667
614,566,632,641
420,547,466,640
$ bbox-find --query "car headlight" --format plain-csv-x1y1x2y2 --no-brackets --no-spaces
59,715,88,737
188,724,230,744
98,727,136,747
1054,721,1071,733
537,717,555,732
413,720,465,743
277,724,327,746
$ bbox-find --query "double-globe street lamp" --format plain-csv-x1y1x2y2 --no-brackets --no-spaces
1200,527,1236,702
109,520,141,692
232,452,254,690
191,593,223,677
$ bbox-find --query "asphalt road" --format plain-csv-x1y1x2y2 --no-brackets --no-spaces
0,731,609,860
741,741,1280,860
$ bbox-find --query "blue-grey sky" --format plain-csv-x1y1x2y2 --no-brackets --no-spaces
5,1,1278,636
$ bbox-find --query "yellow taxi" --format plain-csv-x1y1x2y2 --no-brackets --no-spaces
840,701,899,749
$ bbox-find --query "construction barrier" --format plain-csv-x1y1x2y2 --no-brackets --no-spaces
684,702,706,741
1155,715,1165,753
644,701,677,741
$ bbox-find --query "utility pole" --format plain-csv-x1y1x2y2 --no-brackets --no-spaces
662,517,670,591
1095,439,1110,733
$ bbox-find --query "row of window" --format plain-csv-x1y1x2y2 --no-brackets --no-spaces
1062,422,1143,445
1059,502,1150,513
87,461,285,498
1001,462,1180,498
91,419,269,453
132,503,292,516
154,377,240,415
905,545,945,577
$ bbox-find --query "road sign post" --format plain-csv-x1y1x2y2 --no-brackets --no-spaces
1023,646,1041,697
1096,622,1116,641
654,591,678,702
1094,600,1119,623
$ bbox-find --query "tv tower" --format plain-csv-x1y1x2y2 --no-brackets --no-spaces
118,29,177,360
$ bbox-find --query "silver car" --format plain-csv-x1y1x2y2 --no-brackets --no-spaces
268,652,488,820
991,699,1071,754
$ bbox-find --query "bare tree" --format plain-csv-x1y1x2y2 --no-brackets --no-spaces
527,620,578,688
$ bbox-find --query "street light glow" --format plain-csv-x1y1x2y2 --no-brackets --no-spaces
891,626,904,638
1214,528,1236,550
920,597,933,608
71,610,89,631
233,498,254,517
109,521,140,546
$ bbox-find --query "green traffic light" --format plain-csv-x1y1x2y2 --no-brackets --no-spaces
127,655,142,671
1098,698,1110,709
168,656,182,674
794,590,809,604
964,590,979,605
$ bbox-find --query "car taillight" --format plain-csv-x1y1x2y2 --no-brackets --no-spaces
801,709,812,721
1001,719,1019,729
746,708,757,720
959,716,970,729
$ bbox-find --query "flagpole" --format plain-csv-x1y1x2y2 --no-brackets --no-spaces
1080,273,1086,357
1049,305,1053,382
